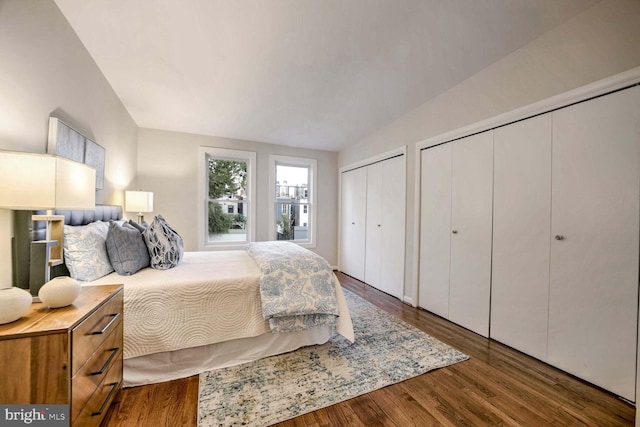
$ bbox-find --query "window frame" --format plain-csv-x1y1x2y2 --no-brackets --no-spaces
197,146,256,250
268,155,317,248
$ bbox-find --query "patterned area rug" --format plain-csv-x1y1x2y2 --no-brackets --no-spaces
198,288,469,426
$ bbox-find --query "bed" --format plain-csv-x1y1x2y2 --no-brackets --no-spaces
28,206,354,387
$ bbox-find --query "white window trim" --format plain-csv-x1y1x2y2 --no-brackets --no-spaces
197,146,256,250
268,155,317,248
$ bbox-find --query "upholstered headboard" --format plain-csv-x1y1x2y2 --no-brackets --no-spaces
12,205,122,287
32,205,122,240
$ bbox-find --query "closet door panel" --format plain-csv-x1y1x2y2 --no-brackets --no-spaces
340,167,367,281
380,155,406,300
364,162,383,288
449,131,493,337
548,86,640,401
491,114,552,360
418,144,452,317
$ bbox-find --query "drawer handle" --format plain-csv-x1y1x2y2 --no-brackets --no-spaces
91,313,120,335
91,382,119,417
90,348,119,376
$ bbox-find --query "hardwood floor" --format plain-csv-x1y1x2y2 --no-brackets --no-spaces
101,272,635,426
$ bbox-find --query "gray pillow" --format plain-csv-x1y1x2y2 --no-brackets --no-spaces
143,215,184,270
128,219,147,233
106,220,150,275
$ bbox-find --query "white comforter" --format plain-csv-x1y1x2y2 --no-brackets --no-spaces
87,250,354,359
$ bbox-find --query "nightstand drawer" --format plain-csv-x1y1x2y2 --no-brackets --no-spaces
0,285,123,426
72,357,123,427
72,290,123,375
71,320,123,421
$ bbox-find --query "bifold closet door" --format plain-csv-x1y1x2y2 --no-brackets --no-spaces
419,143,452,318
491,114,552,361
340,167,367,281
364,162,383,289
548,86,640,401
449,132,493,337
379,155,406,300
365,156,406,300
419,132,493,337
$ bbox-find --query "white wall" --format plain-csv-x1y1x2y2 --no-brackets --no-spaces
0,0,138,287
136,128,339,264
339,0,640,301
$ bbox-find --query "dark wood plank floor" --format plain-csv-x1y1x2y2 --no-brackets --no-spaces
102,272,635,426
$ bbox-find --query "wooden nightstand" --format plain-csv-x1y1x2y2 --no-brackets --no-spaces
0,284,124,427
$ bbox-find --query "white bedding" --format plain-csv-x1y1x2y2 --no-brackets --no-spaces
87,250,354,360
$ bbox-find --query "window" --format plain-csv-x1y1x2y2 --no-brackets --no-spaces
197,147,256,250
269,155,317,247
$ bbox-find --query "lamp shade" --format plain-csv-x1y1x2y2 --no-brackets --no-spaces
0,151,96,210
125,191,154,213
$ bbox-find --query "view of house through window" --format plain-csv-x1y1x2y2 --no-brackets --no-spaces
275,163,310,242
207,157,248,243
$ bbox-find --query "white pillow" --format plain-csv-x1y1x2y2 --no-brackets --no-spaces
63,221,114,282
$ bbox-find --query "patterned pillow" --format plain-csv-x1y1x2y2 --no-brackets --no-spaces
143,215,184,270
106,221,150,275
63,221,114,281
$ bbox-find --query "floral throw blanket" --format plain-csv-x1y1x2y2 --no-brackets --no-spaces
246,241,339,333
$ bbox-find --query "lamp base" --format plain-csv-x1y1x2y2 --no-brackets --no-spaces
29,240,58,297
137,213,145,224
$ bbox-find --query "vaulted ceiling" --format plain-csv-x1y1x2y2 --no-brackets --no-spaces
54,0,597,151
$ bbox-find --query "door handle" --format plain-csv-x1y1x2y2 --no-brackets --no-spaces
554,235,564,241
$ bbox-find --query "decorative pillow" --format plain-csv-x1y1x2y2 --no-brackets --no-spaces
63,221,114,281
127,219,147,233
143,215,184,270
106,221,150,275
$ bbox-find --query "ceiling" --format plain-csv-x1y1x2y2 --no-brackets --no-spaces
54,0,597,152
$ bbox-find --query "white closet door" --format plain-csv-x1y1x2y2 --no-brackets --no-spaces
548,86,640,401
379,155,406,300
491,114,552,360
340,167,367,281
419,143,452,317
449,131,493,337
364,162,383,288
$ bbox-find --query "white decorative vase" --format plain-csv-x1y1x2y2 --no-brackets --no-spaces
38,276,81,308
0,287,32,324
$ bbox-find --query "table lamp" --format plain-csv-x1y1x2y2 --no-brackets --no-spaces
0,151,96,298
125,190,153,223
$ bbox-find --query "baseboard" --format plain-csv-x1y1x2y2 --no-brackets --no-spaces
403,296,416,307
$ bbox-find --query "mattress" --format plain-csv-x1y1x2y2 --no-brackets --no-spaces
87,250,353,359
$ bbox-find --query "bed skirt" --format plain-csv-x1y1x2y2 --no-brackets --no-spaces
123,325,334,387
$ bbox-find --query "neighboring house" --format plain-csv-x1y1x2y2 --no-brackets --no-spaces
275,181,309,240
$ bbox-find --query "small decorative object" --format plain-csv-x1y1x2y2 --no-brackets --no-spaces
38,276,81,308
0,287,32,324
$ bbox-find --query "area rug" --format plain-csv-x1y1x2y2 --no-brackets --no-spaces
198,288,469,426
